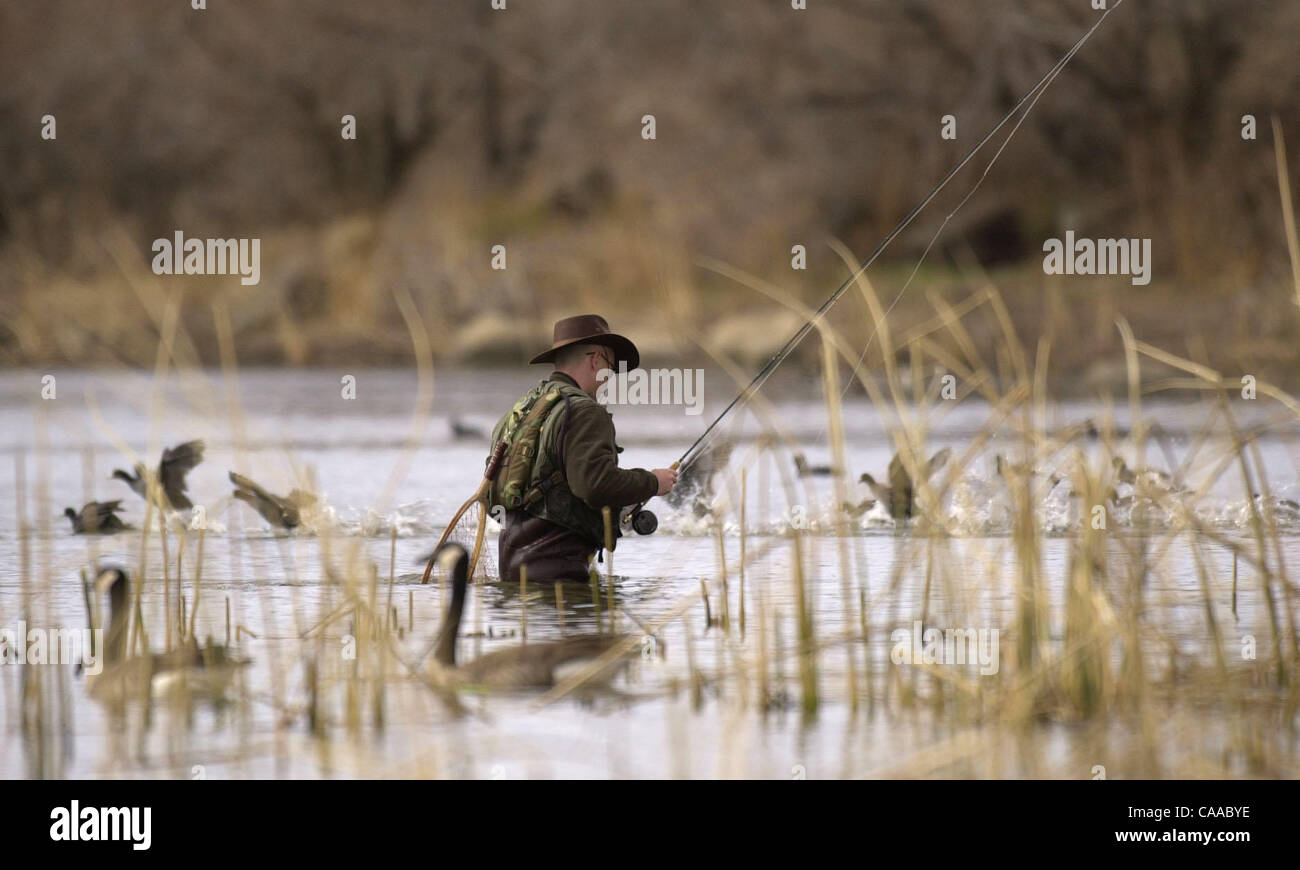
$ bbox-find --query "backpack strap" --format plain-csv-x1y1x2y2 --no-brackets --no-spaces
497,387,570,510
522,393,576,508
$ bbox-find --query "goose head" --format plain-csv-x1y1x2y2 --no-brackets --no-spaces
859,472,890,496
94,565,130,662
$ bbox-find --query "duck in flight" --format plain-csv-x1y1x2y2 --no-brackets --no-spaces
63,500,130,534
112,440,205,511
229,471,317,529
428,544,632,689
84,566,247,704
859,447,951,519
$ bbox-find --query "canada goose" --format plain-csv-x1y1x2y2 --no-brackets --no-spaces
793,453,835,477
229,471,316,529
430,544,631,689
63,501,130,534
859,447,951,519
112,440,205,511
85,566,246,703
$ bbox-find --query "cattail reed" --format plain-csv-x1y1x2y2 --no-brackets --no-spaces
160,498,172,651
684,611,700,709
590,564,603,634
791,533,818,717
385,526,397,631
739,469,747,636
603,506,616,631
821,333,858,712
520,563,528,642
716,523,729,633
188,527,205,642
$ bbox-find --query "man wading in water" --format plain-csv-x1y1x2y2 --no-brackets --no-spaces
489,315,678,583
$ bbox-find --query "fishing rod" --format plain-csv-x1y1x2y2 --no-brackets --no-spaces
669,0,1128,480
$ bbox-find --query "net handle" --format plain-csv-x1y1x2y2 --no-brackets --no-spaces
420,441,508,585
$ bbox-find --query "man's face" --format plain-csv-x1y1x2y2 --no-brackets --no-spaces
572,347,616,397
589,348,616,374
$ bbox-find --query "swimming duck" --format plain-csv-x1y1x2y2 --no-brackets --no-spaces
63,501,130,534
450,417,488,441
84,566,246,704
859,447,951,519
1111,457,1187,507
995,454,1068,494
793,453,839,477
112,440,205,511
1250,493,1300,525
229,471,316,529
430,544,631,689
1111,456,1175,490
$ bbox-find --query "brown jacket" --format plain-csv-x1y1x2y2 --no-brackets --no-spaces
498,372,657,582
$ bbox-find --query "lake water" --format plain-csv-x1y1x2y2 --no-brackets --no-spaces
2,368,1298,778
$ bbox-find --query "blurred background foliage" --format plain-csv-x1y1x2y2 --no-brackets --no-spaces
0,0,1297,392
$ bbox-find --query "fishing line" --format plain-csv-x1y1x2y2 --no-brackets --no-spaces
830,0,1126,414
677,0,1128,473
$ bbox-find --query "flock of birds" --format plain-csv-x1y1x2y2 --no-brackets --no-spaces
62,439,317,534
68,417,492,535
792,445,1300,527
84,565,247,704
63,420,644,706
64,425,1242,535
81,543,622,707
59,423,1300,709
67,425,625,704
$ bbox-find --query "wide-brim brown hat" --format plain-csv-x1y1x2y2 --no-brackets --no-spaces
529,314,640,370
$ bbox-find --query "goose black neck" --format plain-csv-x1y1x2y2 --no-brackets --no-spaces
433,549,469,667
105,571,130,663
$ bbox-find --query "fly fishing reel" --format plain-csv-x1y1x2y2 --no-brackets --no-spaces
623,456,685,535
621,504,658,536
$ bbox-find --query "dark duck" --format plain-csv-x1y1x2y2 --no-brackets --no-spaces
112,439,205,511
